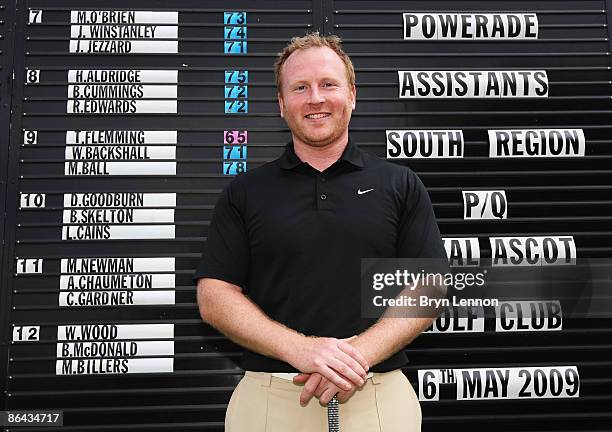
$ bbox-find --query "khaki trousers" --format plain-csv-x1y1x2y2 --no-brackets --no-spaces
225,369,421,432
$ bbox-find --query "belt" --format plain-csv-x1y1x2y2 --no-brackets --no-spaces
270,371,374,432
271,372,374,380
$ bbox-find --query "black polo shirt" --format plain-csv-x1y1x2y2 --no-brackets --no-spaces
194,139,446,372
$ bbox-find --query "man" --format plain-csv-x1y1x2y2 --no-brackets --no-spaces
194,33,447,431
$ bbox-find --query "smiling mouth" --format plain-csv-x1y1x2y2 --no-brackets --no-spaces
305,113,331,119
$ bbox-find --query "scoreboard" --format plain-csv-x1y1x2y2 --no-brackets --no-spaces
1,0,611,430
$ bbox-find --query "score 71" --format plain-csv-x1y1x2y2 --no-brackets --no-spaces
223,146,247,160
224,41,247,54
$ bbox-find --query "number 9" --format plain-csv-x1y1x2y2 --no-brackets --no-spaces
565,368,580,396
24,130,38,144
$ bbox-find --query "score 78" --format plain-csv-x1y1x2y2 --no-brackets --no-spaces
223,161,247,175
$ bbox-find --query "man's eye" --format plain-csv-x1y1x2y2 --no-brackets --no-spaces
295,85,306,91
323,82,335,87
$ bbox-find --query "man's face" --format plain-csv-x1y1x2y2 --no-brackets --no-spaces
278,46,356,148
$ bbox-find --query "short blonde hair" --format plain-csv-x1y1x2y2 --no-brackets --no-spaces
274,32,356,93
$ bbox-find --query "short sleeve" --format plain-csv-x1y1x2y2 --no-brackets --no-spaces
193,181,250,288
396,169,446,259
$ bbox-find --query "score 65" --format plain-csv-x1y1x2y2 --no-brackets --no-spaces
224,130,247,144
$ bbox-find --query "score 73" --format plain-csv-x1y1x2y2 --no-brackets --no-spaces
224,12,246,25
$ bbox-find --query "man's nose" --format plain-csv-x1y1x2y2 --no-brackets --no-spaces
308,86,325,104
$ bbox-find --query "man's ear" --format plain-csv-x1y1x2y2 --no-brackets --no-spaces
277,93,284,118
351,84,357,111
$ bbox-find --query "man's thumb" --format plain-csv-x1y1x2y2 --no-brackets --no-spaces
292,373,310,384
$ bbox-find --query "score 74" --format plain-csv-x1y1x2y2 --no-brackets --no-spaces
224,26,247,39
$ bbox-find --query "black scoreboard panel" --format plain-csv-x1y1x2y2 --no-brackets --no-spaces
1,0,611,431
0,0,13,414
330,1,612,430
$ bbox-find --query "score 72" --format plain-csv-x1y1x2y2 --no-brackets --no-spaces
225,100,248,114
224,85,248,99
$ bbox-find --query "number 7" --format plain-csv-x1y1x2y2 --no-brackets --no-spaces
29,10,42,24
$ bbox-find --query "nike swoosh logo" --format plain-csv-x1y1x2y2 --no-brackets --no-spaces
357,188,375,195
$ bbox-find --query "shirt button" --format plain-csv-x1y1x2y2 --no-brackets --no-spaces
320,177,326,182
320,194,327,200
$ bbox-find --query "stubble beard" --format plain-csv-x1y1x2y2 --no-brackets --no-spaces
286,111,351,149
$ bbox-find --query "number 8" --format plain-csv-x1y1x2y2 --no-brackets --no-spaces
26,69,40,84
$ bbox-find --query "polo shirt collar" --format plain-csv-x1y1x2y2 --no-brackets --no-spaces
279,138,365,170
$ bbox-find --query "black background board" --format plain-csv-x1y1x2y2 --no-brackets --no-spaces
1,0,611,430
0,0,19,413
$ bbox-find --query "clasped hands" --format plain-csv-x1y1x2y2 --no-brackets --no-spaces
288,335,370,407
